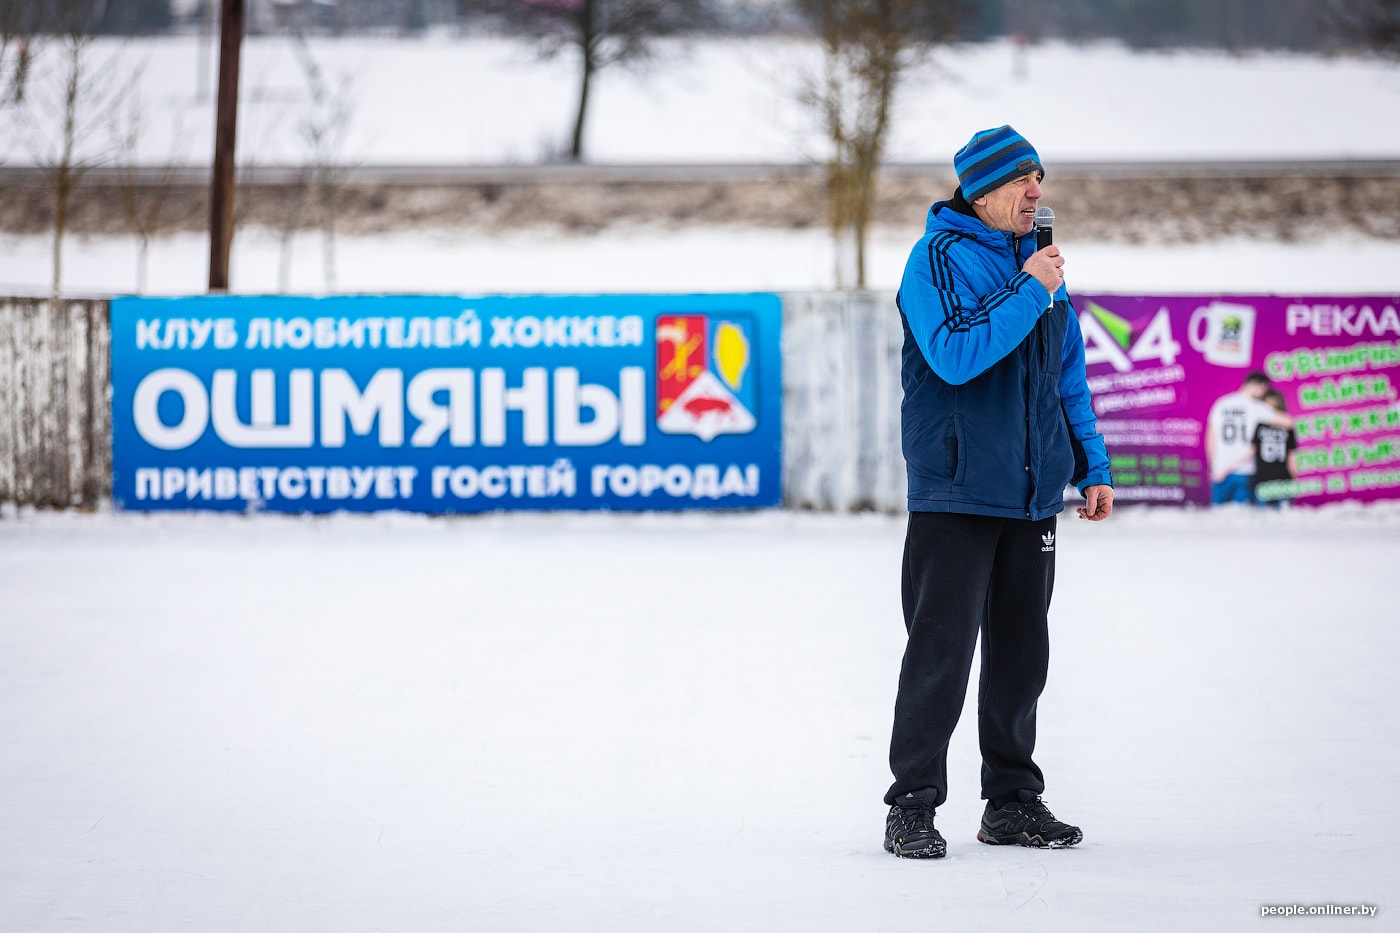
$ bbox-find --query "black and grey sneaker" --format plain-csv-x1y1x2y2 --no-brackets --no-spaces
977,795,1082,848
884,802,947,858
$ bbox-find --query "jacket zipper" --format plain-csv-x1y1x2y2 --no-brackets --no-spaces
1017,229,1035,515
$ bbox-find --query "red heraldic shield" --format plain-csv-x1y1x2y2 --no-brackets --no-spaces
656,314,707,420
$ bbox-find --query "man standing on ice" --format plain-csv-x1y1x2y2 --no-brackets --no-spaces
883,125,1113,859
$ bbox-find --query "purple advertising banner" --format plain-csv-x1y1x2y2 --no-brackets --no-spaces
1076,295,1400,508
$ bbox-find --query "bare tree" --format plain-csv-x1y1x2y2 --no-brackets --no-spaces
275,163,313,294
467,0,714,161
21,0,126,295
1,0,39,106
1327,0,1400,56
113,74,186,293
799,0,967,289
283,30,356,292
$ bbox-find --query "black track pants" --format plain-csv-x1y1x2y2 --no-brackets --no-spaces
885,510,1056,807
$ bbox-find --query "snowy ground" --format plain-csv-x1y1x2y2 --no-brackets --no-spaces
1,504,1397,931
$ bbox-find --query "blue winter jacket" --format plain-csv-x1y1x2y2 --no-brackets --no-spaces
897,197,1112,519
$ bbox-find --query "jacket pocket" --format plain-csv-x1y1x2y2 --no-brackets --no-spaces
947,415,967,486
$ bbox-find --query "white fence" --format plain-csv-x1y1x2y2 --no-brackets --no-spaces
782,291,905,512
0,298,111,509
0,293,904,511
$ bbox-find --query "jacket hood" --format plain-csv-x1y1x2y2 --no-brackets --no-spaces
924,196,1020,252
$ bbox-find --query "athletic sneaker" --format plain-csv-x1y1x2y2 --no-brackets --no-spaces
977,796,1083,848
884,802,947,858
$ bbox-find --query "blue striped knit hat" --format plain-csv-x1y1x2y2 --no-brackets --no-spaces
954,125,1043,202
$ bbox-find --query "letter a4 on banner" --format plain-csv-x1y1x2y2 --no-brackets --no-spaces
655,314,758,442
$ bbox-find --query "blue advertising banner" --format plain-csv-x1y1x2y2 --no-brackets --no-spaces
110,294,783,512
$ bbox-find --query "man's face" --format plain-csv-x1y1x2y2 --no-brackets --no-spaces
972,170,1044,236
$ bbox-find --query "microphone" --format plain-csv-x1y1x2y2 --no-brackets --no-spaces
1034,206,1054,251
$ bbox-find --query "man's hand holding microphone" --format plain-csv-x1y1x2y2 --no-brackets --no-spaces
1023,205,1064,300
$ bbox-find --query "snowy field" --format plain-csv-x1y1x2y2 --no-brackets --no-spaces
4,225,1400,297
3,35,1400,295
4,35,1400,167
1,504,1398,931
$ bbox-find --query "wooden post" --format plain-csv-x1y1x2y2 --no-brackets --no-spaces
208,0,244,293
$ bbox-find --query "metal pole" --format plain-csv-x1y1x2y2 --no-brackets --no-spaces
208,0,244,293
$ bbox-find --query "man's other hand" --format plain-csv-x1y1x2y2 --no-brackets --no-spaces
1076,484,1114,521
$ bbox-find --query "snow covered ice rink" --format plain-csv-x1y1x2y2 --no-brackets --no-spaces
1,504,1397,930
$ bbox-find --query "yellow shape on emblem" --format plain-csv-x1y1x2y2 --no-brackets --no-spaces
714,322,749,392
